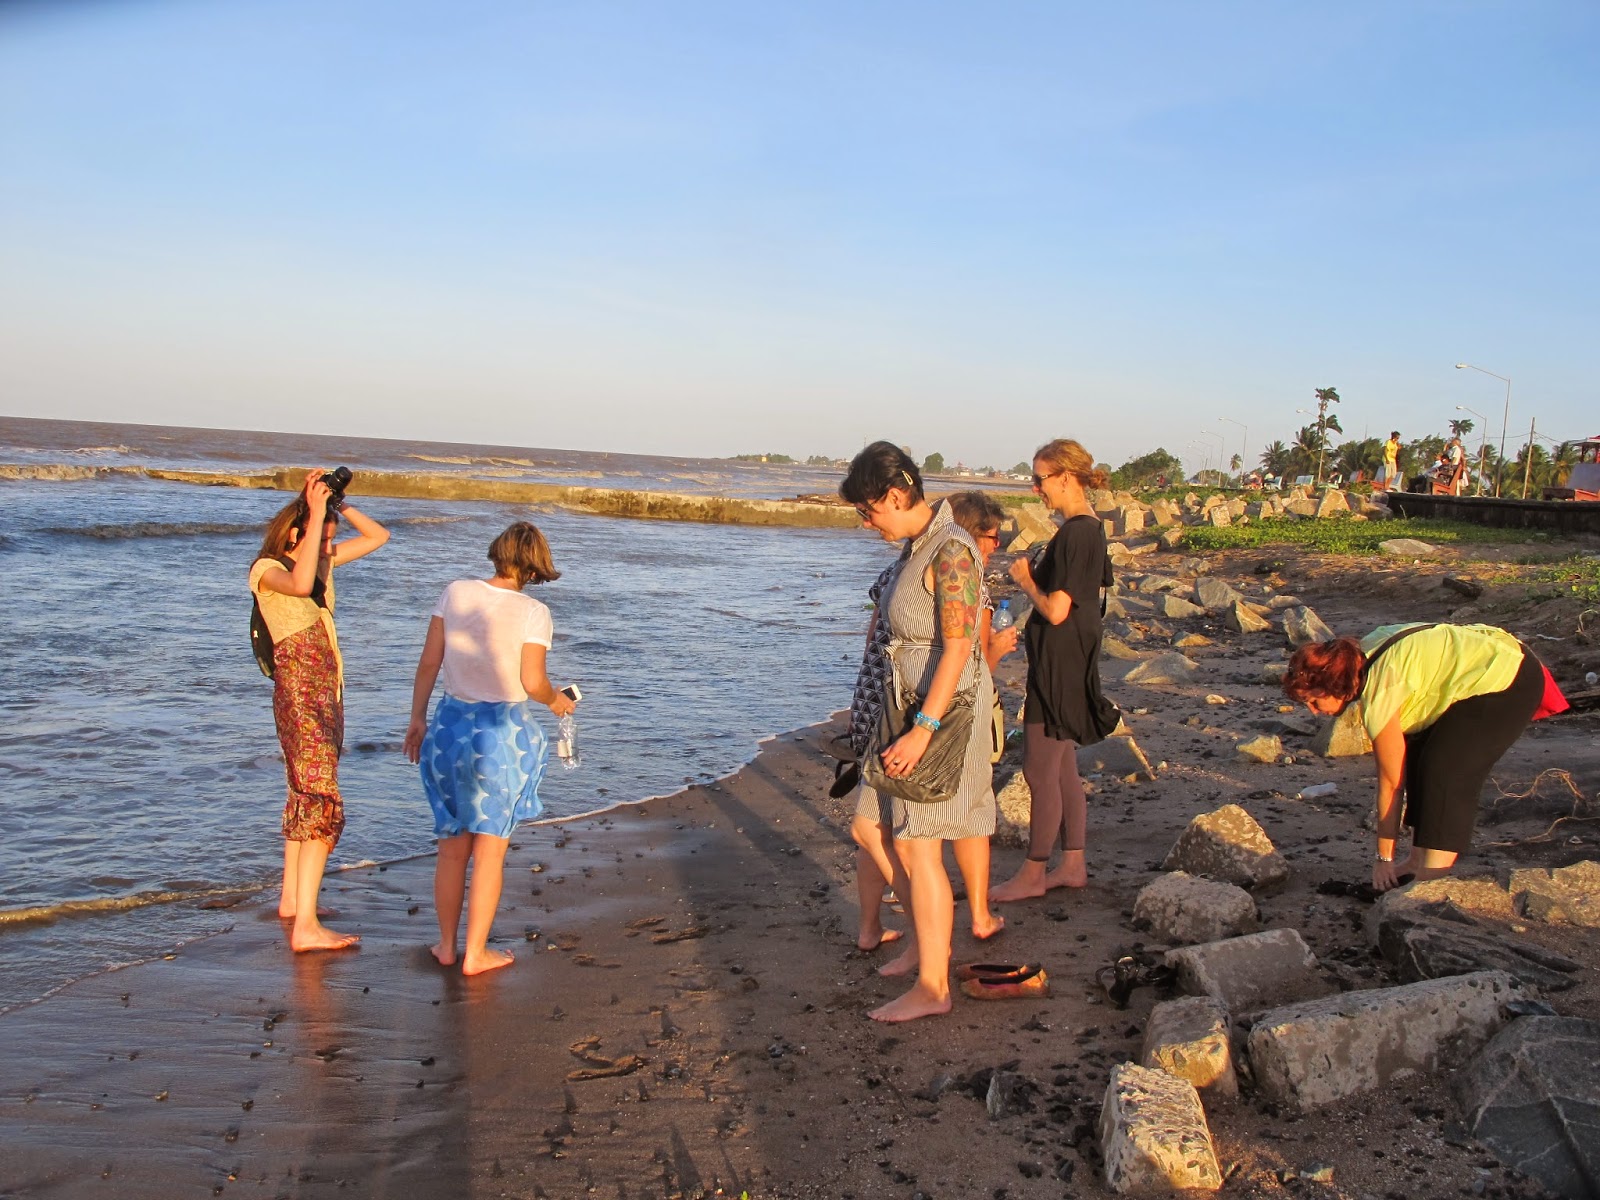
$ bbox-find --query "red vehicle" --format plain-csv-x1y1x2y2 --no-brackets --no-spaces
1543,437,1600,501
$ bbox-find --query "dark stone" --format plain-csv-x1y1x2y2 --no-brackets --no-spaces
1456,1016,1600,1200
1374,908,1580,992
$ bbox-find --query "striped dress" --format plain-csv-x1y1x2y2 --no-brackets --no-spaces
857,501,996,841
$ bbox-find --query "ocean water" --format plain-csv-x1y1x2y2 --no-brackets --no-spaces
0,419,894,1011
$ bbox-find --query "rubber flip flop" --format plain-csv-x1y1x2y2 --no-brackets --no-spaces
955,961,1031,983
960,965,1049,1000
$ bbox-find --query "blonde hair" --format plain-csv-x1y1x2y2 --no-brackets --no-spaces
257,495,336,561
488,522,560,589
1034,439,1109,490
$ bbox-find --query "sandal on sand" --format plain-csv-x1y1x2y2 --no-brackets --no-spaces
955,961,1031,983
960,964,1049,1000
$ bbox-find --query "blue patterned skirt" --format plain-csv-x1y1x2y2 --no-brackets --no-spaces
420,694,549,839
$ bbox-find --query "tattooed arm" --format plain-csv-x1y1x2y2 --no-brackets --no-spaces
880,539,980,779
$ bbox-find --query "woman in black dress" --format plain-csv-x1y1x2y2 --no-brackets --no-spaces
990,439,1115,902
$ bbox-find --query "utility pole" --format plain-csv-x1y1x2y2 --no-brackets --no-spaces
1522,418,1537,500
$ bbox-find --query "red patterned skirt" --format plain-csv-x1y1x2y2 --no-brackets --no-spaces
272,620,345,847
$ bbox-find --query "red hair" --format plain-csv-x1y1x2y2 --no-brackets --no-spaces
1282,637,1366,704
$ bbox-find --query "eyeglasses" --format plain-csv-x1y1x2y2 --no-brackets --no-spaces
854,503,876,521
978,530,1001,544
1030,471,1060,489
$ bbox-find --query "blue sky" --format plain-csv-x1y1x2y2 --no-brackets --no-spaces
1,1,1595,472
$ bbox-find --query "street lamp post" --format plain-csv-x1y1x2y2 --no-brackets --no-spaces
1218,417,1247,485
1456,364,1511,497
1198,430,1225,487
1454,404,1489,496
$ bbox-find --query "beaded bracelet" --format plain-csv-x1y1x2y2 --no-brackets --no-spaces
913,711,941,732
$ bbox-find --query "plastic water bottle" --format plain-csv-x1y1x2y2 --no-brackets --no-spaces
1297,782,1338,800
555,715,579,769
991,600,1015,632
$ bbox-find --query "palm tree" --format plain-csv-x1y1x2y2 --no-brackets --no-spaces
1312,387,1341,484
1291,425,1327,478
1449,417,1474,438
1335,437,1383,483
1259,441,1293,479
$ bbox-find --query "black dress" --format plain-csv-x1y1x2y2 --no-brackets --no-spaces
1023,514,1115,743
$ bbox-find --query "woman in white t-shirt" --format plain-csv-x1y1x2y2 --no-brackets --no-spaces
403,522,577,976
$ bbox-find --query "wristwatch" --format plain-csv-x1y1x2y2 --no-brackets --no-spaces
1374,852,1394,863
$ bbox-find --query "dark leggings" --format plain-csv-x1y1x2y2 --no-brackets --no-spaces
1401,649,1544,854
1023,724,1087,860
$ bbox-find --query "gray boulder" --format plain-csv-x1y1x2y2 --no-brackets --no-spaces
1457,1016,1600,1200
1162,804,1289,892
1165,928,1323,1014
1235,734,1283,764
1367,877,1518,944
1282,605,1335,647
1124,652,1199,686
1267,594,1302,610
1079,734,1155,783
1247,970,1521,1112
1173,632,1213,648
1099,1064,1222,1193
1158,527,1184,550
1101,634,1146,661
1510,860,1600,927
1310,705,1372,757
1373,899,1581,993
1206,506,1232,528
1314,490,1349,519
1133,871,1258,945
1226,600,1271,634
1194,576,1243,610
1380,537,1438,557
1141,996,1238,1098
1160,594,1205,620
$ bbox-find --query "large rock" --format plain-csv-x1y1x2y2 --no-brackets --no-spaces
1124,652,1199,686
1379,537,1438,557
1162,804,1289,892
1148,499,1182,528
1372,900,1582,993
1116,507,1147,536
1133,573,1184,593
993,772,1032,848
1267,594,1302,610
1314,489,1349,519
1226,600,1271,634
1282,605,1335,647
1235,734,1283,764
1099,1063,1222,1193
1194,576,1243,610
1247,971,1521,1112
1367,877,1518,943
1160,594,1205,620
1142,997,1237,1098
1310,705,1372,756
1133,872,1258,945
1165,929,1323,1014
1079,734,1155,783
1205,506,1232,528
1158,527,1184,550
1102,634,1147,661
1456,1016,1600,1200
1510,861,1600,927
1283,495,1319,518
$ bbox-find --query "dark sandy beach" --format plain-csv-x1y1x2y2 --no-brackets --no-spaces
3,546,1597,1200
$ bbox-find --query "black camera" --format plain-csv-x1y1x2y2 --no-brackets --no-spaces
320,466,353,510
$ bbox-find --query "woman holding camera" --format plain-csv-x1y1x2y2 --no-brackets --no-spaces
250,471,390,952
403,522,577,976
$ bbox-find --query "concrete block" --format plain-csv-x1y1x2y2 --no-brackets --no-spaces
1099,1063,1222,1193
1509,860,1600,927
1165,928,1322,1014
1141,996,1238,1098
1247,971,1521,1111
1161,804,1289,892
1133,871,1258,945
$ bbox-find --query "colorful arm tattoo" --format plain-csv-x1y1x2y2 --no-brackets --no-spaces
934,541,980,642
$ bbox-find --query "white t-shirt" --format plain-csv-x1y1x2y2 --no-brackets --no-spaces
432,579,554,703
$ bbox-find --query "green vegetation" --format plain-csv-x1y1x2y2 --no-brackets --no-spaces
1529,554,1600,603
1180,514,1526,555
922,451,946,474
1109,447,1183,490
731,453,795,463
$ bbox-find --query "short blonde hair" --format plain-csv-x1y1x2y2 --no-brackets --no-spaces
488,522,560,589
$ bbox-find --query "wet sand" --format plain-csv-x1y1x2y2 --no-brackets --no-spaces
3,548,1597,1199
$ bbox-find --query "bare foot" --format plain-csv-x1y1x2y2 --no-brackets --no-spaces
989,872,1048,903
972,913,1006,940
279,905,336,919
290,924,360,953
461,948,515,976
430,942,457,966
877,943,919,977
869,980,952,1023
1042,865,1088,889
857,927,904,952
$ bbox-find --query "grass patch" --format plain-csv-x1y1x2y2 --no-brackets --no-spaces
1528,554,1600,603
1180,515,1534,555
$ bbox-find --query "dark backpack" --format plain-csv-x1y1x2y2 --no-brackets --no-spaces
251,556,327,678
